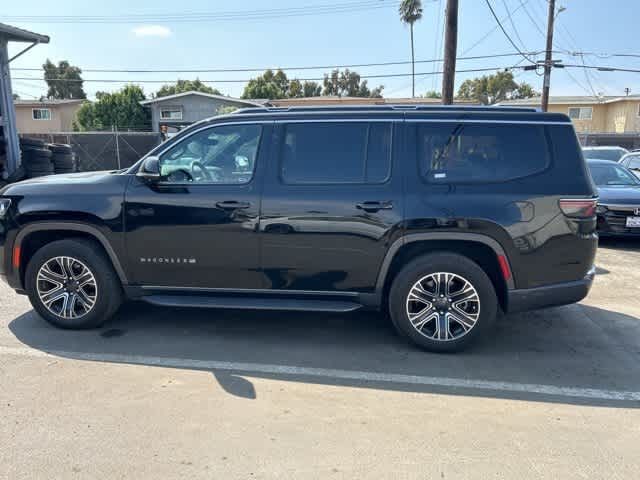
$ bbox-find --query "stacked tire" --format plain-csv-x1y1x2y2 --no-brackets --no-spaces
48,143,75,174
20,137,54,178
0,134,6,174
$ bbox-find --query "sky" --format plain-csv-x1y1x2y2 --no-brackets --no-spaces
4,0,639,101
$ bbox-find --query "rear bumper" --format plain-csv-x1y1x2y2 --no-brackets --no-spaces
506,266,595,314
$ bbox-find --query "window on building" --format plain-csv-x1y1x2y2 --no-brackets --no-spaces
160,108,183,120
417,123,551,183
568,107,593,120
32,108,51,120
637,103,640,117
280,122,392,184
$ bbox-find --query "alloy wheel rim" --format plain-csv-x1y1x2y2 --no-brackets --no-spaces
405,272,480,342
36,256,98,319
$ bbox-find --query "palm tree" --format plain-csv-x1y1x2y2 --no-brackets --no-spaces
399,0,423,98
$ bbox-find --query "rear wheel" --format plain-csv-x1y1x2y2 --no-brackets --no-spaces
25,239,123,329
389,253,498,352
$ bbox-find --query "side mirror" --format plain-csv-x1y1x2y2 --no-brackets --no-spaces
137,156,161,181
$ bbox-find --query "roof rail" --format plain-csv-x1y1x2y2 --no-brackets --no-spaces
233,104,540,115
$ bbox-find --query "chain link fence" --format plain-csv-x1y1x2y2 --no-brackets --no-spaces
18,131,162,171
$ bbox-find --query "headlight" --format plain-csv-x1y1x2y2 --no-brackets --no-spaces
0,198,11,218
596,204,607,214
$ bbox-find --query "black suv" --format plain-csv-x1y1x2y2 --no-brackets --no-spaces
0,105,598,352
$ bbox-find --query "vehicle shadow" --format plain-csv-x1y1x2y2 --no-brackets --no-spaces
599,236,640,252
8,301,640,408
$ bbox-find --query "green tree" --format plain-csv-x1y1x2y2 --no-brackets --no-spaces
155,79,221,98
288,79,322,98
241,69,289,99
43,59,87,99
76,85,150,131
399,0,423,98
457,71,538,105
322,69,383,98
302,81,322,97
422,90,442,99
218,105,239,115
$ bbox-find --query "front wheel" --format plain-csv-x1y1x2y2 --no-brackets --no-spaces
389,253,498,353
25,239,123,329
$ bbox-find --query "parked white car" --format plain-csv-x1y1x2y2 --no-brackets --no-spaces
619,152,640,179
582,146,629,162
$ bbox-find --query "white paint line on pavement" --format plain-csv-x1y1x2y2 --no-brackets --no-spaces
1,345,639,402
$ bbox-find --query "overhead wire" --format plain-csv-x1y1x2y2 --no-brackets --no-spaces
10,52,545,74
12,66,534,85
0,0,402,24
483,0,537,64
461,0,531,55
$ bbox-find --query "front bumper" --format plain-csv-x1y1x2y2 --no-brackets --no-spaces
597,209,640,236
506,266,595,314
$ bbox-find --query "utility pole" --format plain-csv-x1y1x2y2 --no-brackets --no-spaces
441,0,459,105
541,0,556,112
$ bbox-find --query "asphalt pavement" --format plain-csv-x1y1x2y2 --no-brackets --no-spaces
1,237,639,479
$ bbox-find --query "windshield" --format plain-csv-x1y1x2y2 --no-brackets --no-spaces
588,163,640,186
582,148,626,162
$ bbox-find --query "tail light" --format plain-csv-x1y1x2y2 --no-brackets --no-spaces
559,198,597,218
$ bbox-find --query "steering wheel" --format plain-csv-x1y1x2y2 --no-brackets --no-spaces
191,161,213,182
166,168,193,182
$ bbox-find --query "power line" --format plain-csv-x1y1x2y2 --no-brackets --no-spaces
484,0,537,64
10,52,545,74
563,64,640,74
501,0,528,51
0,0,402,24
461,0,531,55
515,1,598,97
12,66,529,85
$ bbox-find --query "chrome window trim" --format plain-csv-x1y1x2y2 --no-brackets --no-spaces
274,118,401,123
598,204,640,211
405,118,571,125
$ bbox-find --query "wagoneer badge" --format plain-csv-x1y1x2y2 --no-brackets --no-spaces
140,257,196,264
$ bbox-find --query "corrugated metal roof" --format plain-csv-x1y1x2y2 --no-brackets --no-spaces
0,22,49,43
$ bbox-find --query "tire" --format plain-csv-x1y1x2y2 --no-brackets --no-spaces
388,252,498,353
25,239,123,329
52,157,75,170
20,137,45,148
25,158,53,167
48,143,73,154
22,148,52,160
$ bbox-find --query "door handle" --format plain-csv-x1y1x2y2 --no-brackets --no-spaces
355,201,393,212
216,200,251,210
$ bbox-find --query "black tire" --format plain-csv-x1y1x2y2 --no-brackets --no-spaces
20,137,45,148
25,239,123,329
48,143,73,154
22,148,52,159
388,252,498,353
52,158,74,169
25,158,53,168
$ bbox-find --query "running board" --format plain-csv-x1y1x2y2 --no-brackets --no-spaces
141,295,363,313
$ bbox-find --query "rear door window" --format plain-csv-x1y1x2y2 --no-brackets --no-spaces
417,123,551,183
280,122,392,184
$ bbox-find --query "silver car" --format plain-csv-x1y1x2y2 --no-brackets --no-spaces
582,146,629,162
620,152,640,179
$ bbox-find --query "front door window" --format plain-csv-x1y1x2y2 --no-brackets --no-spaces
159,124,262,184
